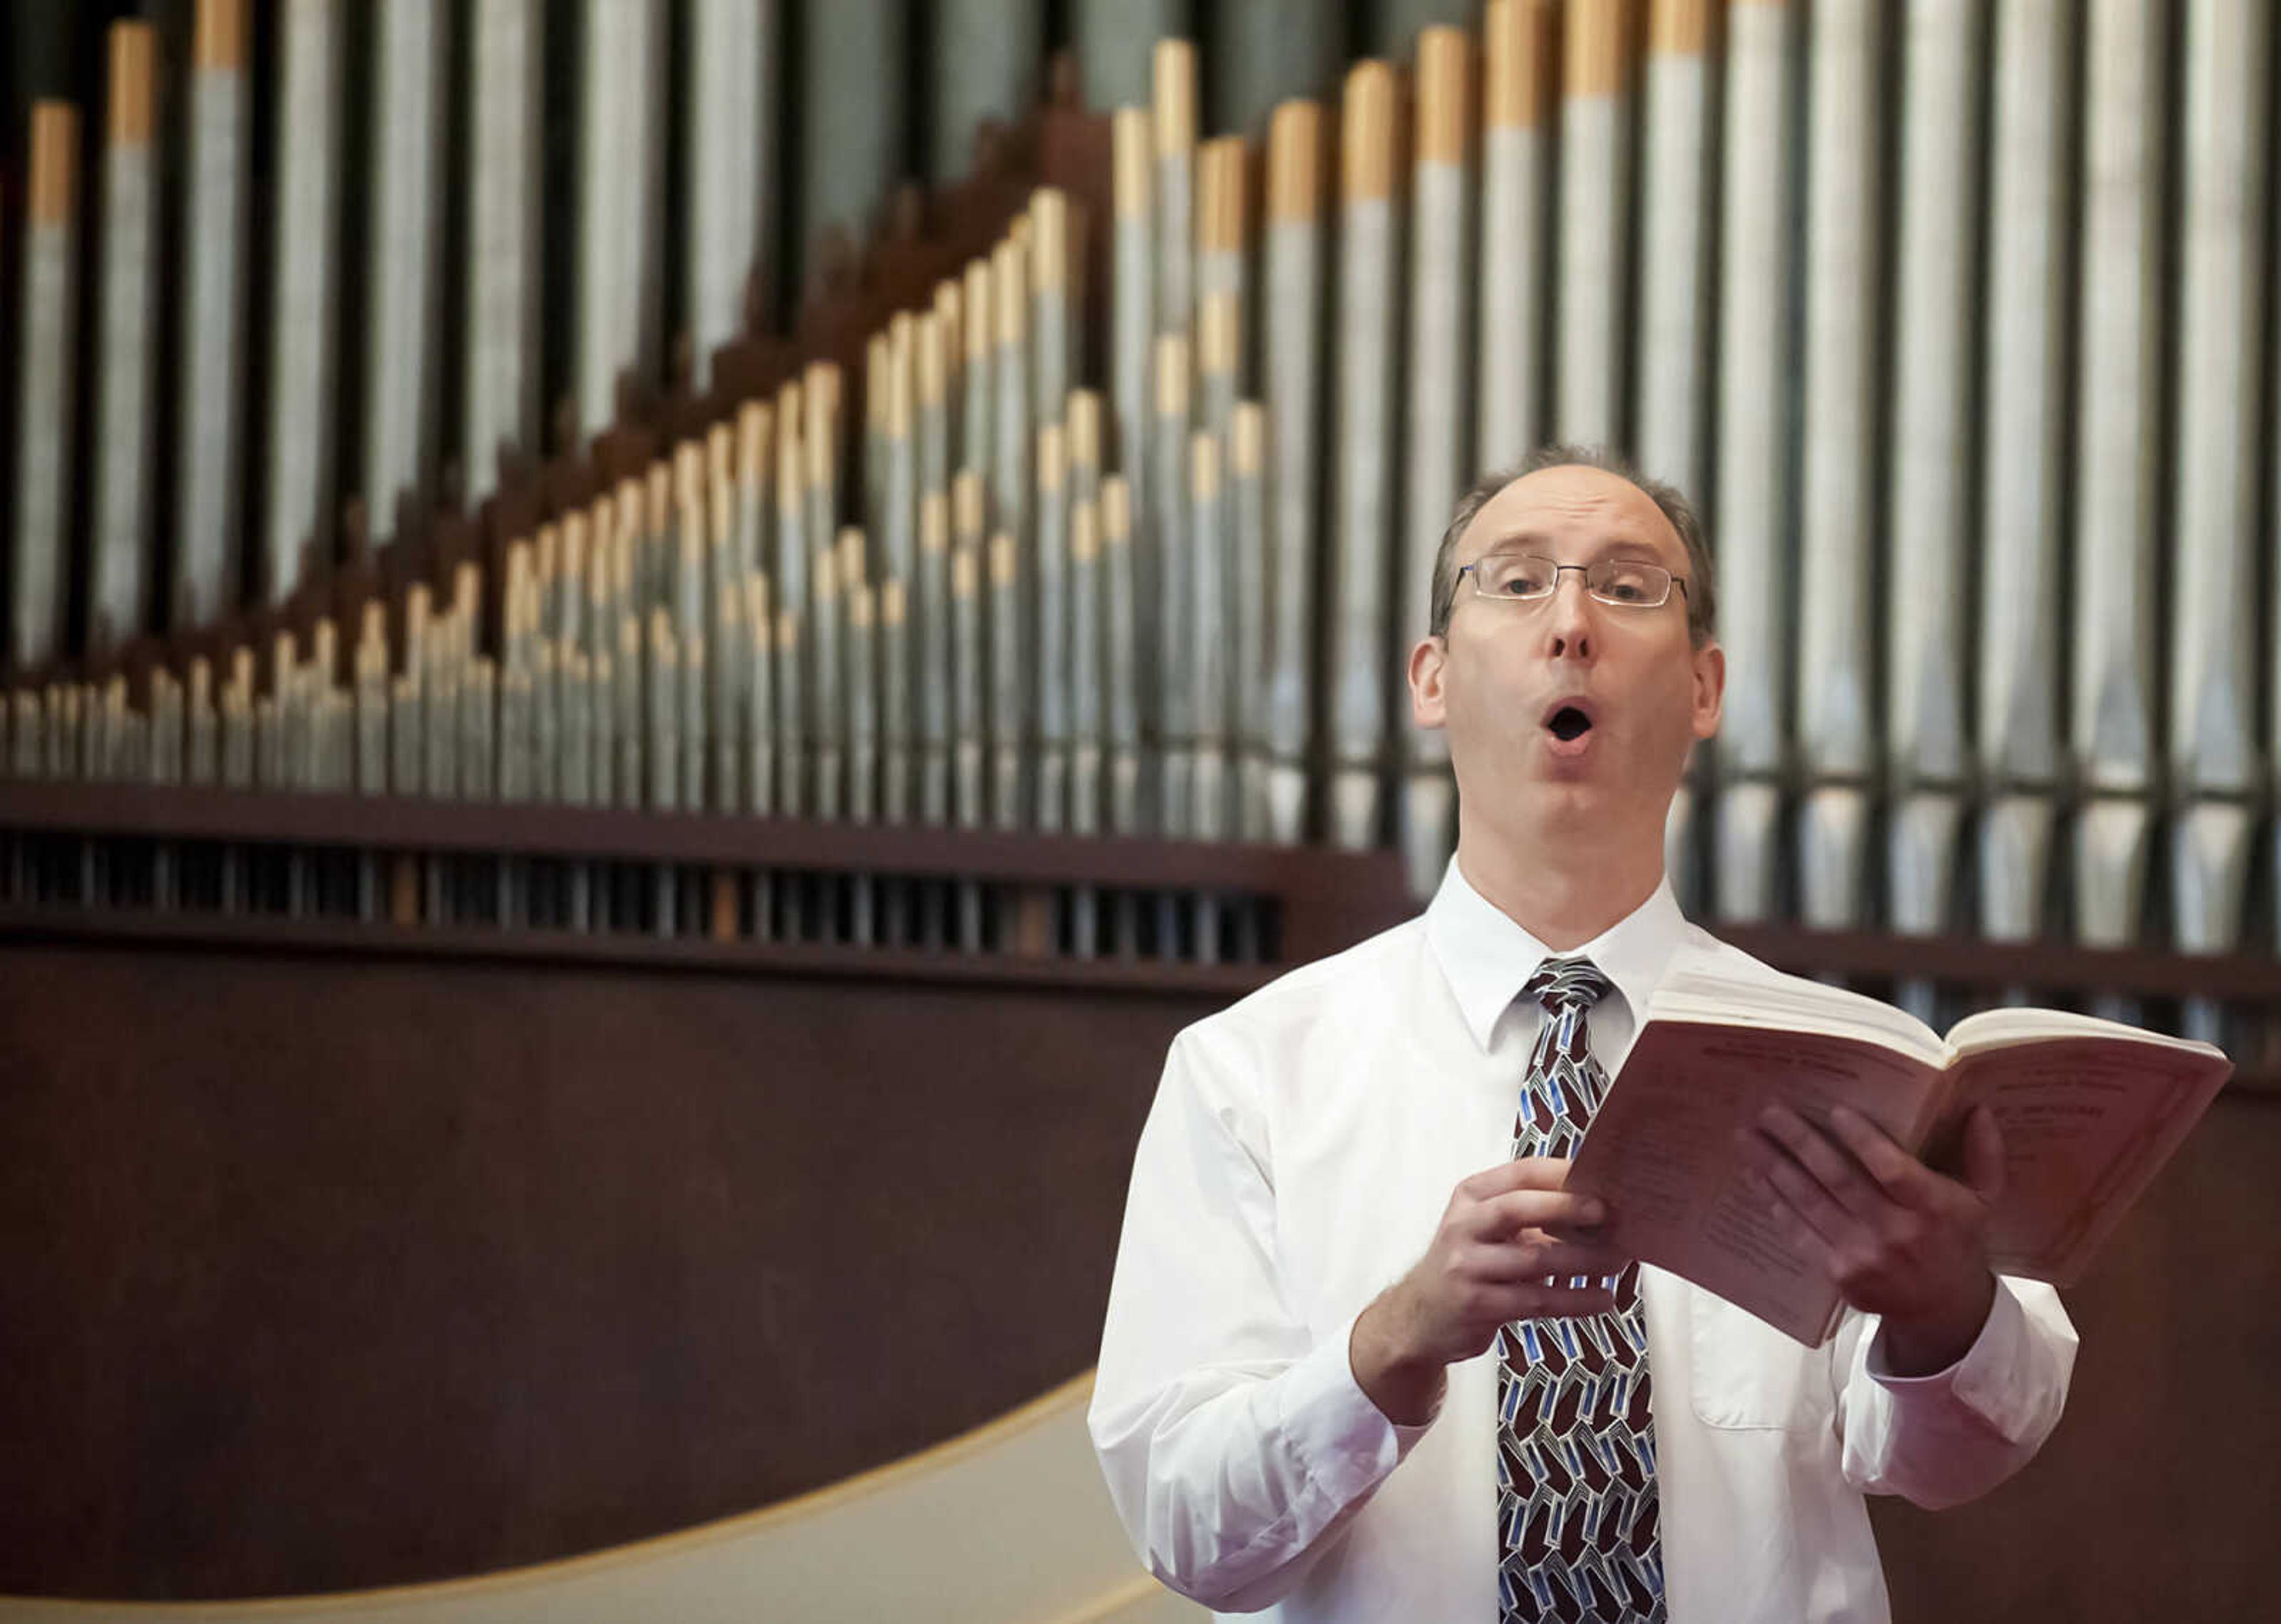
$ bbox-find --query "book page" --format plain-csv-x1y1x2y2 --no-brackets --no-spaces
1654,965,1948,1065
1950,1035,2231,1282
1568,1019,1943,1345
1945,1004,2154,1049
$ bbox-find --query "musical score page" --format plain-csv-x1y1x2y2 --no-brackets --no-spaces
1569,1020,1947,1345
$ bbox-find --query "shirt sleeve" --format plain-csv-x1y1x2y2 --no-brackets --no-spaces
1834,1275,2080,1510
1087,1026,1432,1610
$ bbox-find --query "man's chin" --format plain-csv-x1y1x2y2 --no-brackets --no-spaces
1533,751,1613,792
1509,770,1677,832
1498,776,1615,831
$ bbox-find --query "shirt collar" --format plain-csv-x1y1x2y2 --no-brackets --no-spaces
1424,855,1691,1051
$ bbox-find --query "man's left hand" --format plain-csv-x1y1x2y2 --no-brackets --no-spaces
1738,1101,2005,1375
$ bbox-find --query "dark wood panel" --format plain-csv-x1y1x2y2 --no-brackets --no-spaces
0,937,1250,1599
1872,1090,2281,1622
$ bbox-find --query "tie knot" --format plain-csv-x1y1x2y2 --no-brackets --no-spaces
1522,954,1612,1014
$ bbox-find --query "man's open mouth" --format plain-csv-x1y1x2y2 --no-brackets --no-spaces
1545,704,1594,743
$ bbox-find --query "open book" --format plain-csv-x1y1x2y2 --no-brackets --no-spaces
1565,962,2232,1346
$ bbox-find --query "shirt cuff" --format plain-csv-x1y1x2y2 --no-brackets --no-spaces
1865,1277,2040,1438
1272,1306,1435,1509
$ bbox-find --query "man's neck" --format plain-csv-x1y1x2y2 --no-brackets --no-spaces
1454,824,1666,952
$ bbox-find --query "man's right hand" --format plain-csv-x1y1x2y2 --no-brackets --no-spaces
1349,1158,1629,1427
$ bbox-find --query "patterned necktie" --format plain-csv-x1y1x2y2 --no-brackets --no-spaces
1496,955,1665,1623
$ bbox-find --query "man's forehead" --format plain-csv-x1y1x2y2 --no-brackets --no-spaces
1461,465,1682,561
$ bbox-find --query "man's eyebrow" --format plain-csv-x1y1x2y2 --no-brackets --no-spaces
1470,532,1666,560
1597,537,1670,560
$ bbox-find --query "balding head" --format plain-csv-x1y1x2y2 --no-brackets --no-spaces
1427,445,1717,646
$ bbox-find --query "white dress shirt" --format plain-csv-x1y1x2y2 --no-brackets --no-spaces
1089,862,2078,1623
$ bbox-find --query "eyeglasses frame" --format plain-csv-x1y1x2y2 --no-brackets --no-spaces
1455,554,1692,612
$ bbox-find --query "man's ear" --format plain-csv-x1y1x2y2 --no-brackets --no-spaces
1410,634,1449,730
1690,640,1726,741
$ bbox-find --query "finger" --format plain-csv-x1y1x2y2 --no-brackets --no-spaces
1824,1104,1942,1208
1461,1157,1575,1201
1962,1104,2007,1205
1471,1186,1605,1243
1756,1104,1890,1224
1752,1146,1871,1253
1734,1121,1856,1226
1480,1281,1619,1323
1758,1176,1844,1280
1468,1237,1632,1284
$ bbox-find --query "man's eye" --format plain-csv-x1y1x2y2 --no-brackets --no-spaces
1597,569,1653,602
1500,567,1550,595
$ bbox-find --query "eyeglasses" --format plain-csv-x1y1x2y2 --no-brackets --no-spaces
1457,553,1689,610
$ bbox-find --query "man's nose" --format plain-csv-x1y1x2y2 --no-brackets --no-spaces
1543,573,1596,659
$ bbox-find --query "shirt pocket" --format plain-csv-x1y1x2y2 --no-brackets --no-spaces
1685,1290,1838,1434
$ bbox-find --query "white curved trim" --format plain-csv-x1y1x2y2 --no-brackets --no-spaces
0,1372,1205,1624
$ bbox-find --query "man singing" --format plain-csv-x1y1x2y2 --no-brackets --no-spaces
1089,448,2077,1622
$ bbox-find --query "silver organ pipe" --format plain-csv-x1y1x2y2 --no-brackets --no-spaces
90,26,157,655
1036,422,1072,831
1151,37,1199,390
1070,402,1107,842
1072,0,1186,115
1399,26,1472,896
1205,0,1346,139
1195,138,1245,447
462,0,541,514
2071,0,2164,996
933,0,1045,184
1555,0,1632,448
1976,0,2075,947
684,0,773,391
2172,0,2268,1029
1635,0,1715,908
1476,0,1554,475
1710,0,1795,924
1230,402,1272,842
12,103,78,675
1149,333,1192,835
1326,59,1400,855
1367,0,1481,58
1632,0,1713,507
1886,0,1980,972
1109,108,1155,554
362,0,449,544
576,0,666,440
1262,99,1326,846
1795,0,1880,933
173,0,251,630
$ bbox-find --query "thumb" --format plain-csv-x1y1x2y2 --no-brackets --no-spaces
1962,1104,2007,1205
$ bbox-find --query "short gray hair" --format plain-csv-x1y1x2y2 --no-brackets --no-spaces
1426,444,1717,647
